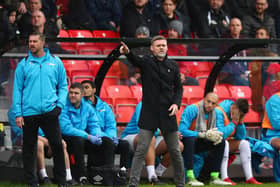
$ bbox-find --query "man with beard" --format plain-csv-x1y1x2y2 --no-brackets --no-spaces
119,35,185,187
12,32,68,187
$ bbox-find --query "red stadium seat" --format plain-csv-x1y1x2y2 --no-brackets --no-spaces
92,30,118,38
102,76,119,88
214,85,231,102
88,60,103,76
58,29,77,54
100,87,108,98
243,108,261,123
78,46,102,55
68,30,95,49
58,29,69,37
62,60,89,77
107,60,122,77
71,70,95,83
130,85,142,102
197,77,208,88
106,85,134,99
183,86,204,104
195,62,212,77
92,30,119,54
115,102,137,123
228,85,252,100
106,85,137,123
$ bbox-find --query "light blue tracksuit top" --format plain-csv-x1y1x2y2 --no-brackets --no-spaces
86,96,117,139
263,94,280,142
12,49,68,117
179,104,218,138
216,100,246,140
59,98,101,139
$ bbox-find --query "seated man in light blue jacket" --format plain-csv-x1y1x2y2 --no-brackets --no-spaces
179,92,228,186
82,80,131,172
216,99,262,185
59,83,114,185
262,92,280,147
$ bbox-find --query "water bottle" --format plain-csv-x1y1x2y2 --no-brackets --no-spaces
4,125,12,150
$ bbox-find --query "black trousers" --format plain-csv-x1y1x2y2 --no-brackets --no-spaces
115,139,131,169
63,136,115,180
23,110,66,185
181,137,225,172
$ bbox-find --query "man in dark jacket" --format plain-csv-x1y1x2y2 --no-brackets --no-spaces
119,35,185,187
85,0,121,31
120,0,156,37
242,0,276,38
196,0,230,38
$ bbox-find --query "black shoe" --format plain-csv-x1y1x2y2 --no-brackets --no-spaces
57,184,70,187
66,179,79,186
41,177,52,185
150,176,165,185
28,184,39,187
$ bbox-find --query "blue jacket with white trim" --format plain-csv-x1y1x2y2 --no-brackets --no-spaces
86,96,117,139
12,49,68,117
59,98,101,139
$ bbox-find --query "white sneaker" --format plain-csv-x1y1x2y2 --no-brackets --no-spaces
187,179,204,186
210,178,232,185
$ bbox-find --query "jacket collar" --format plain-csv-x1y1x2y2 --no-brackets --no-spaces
27,48,50,63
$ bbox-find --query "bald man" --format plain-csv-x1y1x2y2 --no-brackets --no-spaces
32,10,46,33
179,92,231,186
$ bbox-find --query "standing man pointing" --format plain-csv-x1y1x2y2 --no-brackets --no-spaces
119,35,185,187
12,32,68,187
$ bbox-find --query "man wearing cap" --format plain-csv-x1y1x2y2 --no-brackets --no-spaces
119,35,185,187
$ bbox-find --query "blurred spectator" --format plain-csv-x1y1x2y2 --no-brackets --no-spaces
196,0,230,38
155,0,190,38
166,21,187,69
31,10,58,38
262,62,280,102
223,0,251,19
242,0,276,38
85,0,121,32
249,28,278,113
180,73,199,86
17,0,58,38
6,6,19,41
0,6,10,46
254,26,278,53
61,0,96,30
41,0,57,22
165,20,199,86
219,18,249,86
120,0,157,37
127,26,152,85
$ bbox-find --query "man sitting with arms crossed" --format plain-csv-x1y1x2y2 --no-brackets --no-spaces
179,92,231,186
216,99,262,185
